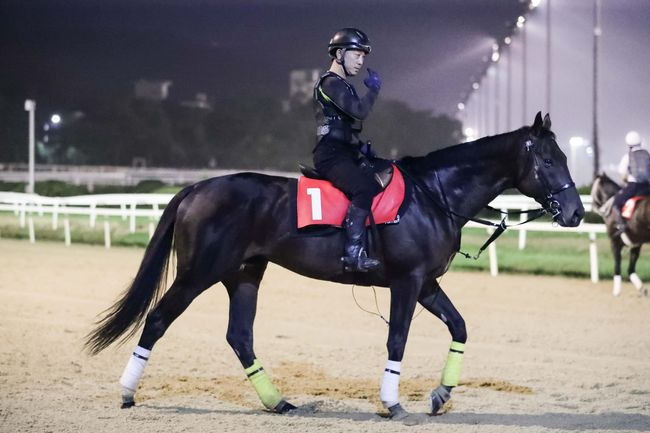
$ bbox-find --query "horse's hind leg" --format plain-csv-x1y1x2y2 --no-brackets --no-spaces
222,258,296,413
118,272,213,407
628,245,645,294
417,279,467,415
611,238,624,296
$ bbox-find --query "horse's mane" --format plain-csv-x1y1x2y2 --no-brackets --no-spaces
596,172,620,188
398,127,531,173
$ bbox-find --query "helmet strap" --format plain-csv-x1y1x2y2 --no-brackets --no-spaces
335,49,352,77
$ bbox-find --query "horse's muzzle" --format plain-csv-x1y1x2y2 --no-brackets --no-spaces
569,208,584,227
556,206,584,227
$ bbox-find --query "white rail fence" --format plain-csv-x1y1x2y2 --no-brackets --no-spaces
0,192,606,282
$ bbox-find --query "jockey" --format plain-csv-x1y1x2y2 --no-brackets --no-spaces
312,28,382,272
613,130,650,235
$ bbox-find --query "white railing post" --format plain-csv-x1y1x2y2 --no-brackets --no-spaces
487,228,499,277
52,203,59,230
19,203,26,228
518,208,528,250
28,215,35,243
104,219,111,249
129,203,136,233
148,221,155,240
64,216,71,246
589,231,599,283
89,203,97,228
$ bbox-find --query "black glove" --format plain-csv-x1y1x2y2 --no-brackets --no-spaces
363,68,381,92
359,140,377,159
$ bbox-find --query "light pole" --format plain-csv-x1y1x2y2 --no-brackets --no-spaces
517,15,527,124
546,0,552,114
473,81,481,136
24,99,36,194
569,136,587,183
491,44,500,134
592,0,602,180
504,36,512,131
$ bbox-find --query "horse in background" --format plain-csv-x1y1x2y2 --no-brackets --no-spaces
591,173,650,296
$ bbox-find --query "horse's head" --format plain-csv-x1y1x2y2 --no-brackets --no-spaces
515,112,585,227
591,173,620,209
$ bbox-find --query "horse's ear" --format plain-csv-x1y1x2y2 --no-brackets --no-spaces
531,111,543,136
542,113,551,130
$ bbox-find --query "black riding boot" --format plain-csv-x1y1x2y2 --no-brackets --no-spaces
612,206,627,237
342,204,380,272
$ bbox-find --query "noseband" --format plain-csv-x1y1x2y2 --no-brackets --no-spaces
524,139,575,219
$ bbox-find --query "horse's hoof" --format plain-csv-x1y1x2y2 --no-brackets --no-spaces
121,400,135,409
273,400,297,414
429,385,451,415
387,403,409,420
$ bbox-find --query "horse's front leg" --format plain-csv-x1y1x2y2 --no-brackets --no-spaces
628,245,646,294
381,274,423,419
418,280,467,415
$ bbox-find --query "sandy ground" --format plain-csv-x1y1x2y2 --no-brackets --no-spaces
0,238,649,433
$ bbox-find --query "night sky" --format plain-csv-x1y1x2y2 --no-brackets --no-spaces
3,0,650,182
1,0,528,114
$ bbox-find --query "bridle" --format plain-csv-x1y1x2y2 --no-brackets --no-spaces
522,138,575,219
393,133,576,260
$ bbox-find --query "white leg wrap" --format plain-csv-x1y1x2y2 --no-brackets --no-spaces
119,346,151,398
613,275,622,297
630,273,643,290
380,360,401,408
621,233,634,247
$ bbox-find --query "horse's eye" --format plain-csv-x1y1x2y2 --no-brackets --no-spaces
544,159,553,167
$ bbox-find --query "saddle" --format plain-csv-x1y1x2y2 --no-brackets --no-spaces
599,195,646,220
295,160,406,229
298,158,394,190
622,196,646,219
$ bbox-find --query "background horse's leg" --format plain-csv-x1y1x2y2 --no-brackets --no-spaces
380,275,422,419
418,280,467,415
119,272,212,407
628,245,645,294
222,258,296,414
610,238,624,296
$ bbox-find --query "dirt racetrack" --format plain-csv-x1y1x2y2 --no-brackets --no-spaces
0,238,649,433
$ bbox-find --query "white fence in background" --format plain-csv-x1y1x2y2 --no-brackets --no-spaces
0,191,607,282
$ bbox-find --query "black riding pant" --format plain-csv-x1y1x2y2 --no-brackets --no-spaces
613,182,650,209
313,137,380,211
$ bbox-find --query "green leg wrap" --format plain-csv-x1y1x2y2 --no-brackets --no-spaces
441,341,465,387
244,359,283,410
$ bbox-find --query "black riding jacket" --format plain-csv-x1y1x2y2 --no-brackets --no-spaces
313,71,379,146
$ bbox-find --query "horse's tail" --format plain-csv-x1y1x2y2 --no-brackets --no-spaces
85,185,194,355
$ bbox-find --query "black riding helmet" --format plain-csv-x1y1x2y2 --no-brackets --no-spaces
328,28,372,57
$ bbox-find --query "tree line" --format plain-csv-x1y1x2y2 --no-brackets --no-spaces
0,92,463,171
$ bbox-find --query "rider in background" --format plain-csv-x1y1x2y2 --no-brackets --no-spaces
613,130,650,235
312,28,382,272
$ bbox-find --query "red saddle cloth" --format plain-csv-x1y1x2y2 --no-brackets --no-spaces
622,196,645,219
297,164,405,229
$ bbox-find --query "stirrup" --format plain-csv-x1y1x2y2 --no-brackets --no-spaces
341,249,380,272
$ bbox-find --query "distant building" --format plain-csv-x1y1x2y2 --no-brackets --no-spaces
289,69,321,106
181,93,212,110
134,79,173,101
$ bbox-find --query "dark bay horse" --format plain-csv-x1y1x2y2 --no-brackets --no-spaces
591,173,650,296
86,113,584,418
